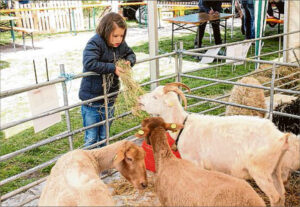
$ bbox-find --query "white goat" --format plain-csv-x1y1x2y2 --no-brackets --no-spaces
39,140,147,206
281,134,300,183
138,82,289,206
136,117,266,206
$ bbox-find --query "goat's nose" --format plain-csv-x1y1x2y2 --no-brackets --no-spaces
141,182,147,189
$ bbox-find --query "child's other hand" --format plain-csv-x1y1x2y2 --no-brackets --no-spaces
115,66,124,76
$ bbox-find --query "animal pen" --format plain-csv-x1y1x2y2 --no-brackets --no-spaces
0,31,299,206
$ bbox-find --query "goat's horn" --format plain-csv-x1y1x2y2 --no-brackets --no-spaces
163,85,188,110
174,88,188,110
165,82,191,92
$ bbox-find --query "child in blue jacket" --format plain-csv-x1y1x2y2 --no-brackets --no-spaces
79,12,136,148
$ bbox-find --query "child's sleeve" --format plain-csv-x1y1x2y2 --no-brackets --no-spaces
83,39,116,74
123,42,136,67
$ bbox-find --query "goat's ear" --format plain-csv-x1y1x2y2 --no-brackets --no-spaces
164,123,183,132
124,147,137,162
141,118,150,127
135,128,149,138
113,147,125,165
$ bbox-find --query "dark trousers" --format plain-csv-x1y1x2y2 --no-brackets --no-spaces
195,20,222,48
242,3,255,39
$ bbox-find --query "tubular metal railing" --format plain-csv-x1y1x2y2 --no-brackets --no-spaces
1,30,299,206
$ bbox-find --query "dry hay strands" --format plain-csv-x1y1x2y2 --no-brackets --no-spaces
108,175,160,206
114,59,146,117
285,171,300,207
252,64,300,89
108,174,156,196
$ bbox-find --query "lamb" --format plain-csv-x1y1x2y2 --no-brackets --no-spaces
225,77,266,118
38,140,147,206
138,82,289,206
136,117,266,206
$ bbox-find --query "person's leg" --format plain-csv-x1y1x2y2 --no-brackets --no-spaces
241,16,245,35
98,102,115,148
248,3,255,39
211,20,222,45
267,3,274,17
81,105,101,148
197,22,207,48
276,2,284,14
242,3,251,39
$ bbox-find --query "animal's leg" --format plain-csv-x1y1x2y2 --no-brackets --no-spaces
270,142,287,206
249,171,281,206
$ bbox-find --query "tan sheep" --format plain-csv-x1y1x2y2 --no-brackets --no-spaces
225,77,266,118
38,140,147,206
136,117,266,207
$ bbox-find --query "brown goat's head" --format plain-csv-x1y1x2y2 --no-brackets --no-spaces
113,141,147,190
135,117,183,145
138,82,190,115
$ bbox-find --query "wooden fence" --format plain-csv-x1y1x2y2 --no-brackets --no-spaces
15,1,85,33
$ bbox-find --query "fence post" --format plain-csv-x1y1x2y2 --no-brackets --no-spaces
60,64,74,150
102,75,110,146
174,42,179,82
268,63,276,121
178,41,183,83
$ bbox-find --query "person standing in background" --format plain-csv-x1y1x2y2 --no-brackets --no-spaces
241,0,255,39
267,0,284,18
195,0,223,49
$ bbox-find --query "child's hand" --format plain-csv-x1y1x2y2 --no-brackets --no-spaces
125,61,131,66
115,66,124,76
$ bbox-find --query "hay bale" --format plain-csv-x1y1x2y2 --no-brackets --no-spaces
114,59,146,117
272,97,300,135
225,77,266,118
253,65,300,90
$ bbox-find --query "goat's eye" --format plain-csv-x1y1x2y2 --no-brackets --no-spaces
153,96,158,100
126,157,133,162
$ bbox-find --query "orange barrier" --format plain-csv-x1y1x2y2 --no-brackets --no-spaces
266,18,284,24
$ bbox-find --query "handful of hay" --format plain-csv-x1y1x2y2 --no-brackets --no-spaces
114,59,146,117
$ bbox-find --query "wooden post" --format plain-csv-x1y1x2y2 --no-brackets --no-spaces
147,0,159,90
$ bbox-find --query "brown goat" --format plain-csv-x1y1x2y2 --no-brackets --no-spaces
39,140,147,206
136,117,266,207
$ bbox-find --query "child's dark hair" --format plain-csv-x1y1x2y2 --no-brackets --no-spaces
96,12,127,46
